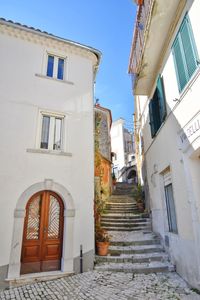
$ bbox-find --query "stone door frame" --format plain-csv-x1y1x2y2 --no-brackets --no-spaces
7,179,75,280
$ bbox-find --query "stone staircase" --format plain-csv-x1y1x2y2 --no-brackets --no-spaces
95,183,174,274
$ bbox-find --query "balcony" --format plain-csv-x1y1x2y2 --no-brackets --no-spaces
129,0,186,96
129,0,154,75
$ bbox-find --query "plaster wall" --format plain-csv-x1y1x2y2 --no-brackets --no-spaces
111,119,125,181
0,29,96,277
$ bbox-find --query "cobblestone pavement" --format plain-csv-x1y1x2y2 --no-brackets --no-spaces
1,271,200,300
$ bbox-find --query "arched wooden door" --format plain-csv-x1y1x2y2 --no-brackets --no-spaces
21,191,64,274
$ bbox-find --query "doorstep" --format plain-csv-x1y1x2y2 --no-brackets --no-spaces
6,270,74,287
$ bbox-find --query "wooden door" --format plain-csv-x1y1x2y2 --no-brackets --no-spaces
21,191,64,274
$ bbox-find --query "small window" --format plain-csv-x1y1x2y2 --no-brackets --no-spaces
172,14,199,92
40,113,64,150
46,55,65,80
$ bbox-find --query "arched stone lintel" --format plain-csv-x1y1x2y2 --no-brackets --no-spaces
7,179,75,280
16,179,75,212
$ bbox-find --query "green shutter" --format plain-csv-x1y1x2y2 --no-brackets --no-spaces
157,76,167,122
180,16,198,78
172,14,199,92
149,100,156,138
172,37,187,91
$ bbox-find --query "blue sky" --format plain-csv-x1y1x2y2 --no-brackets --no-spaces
1,0,136,129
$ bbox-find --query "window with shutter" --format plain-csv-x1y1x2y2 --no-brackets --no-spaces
149,75,166,138
172,14,199,92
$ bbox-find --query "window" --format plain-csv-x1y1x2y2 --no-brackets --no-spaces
40,113,64,150
172,14,199,92
164,184,178,233
163,170,178,234
46,55,65,80
149,75,166,138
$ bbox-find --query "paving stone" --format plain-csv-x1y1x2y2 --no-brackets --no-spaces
2,271,198,300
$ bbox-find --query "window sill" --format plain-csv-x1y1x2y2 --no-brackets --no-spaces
27,148,72,157
35,73,74,85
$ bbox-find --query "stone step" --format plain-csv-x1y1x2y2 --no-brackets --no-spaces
110,238,160,246
101,218,150,223
104,211,140,215
102,226,151,231
94,261,174,274
106,206,137,210
109,196,134,200
105,208,138,212
95,252,169,264
113,190,133,194
104,209,140,214
101,222,151,228
106,203,137,207
115,184,134,189
101,214,149,219
104,209,142,217
115,187,134,190
109,244,164,255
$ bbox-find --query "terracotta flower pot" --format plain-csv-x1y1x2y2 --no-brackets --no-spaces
96,241,109,256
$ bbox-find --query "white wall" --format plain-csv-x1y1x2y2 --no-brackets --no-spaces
111,119,125,181
0,27,97,272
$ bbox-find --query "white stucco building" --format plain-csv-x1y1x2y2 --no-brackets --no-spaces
111,118,136,182
0,18,101,287
129,0,200,289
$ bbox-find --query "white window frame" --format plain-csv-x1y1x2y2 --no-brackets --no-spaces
162,169,178,234
46,52,67,80
37,110,65,151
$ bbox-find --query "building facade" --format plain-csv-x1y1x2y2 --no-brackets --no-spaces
111,118,136,183
94,104,112,205
129,0,200,288
0,18,101,287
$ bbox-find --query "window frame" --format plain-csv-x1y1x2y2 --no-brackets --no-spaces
38,110,65,151
164,183,178,234
46,53,66,81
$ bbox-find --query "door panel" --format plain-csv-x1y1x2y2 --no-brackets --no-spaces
21,191,64,274
42,192,64,271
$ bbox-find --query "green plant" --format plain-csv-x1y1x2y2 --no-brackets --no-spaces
134,184,143,203
95,226,110,242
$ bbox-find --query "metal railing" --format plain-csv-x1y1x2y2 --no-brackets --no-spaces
129,0,154,75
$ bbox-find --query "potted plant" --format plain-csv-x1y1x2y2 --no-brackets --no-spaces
95,226,111,256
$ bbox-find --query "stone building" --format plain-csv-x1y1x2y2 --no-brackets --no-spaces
0,18,101,287
129,0,200,289
94,104,112,204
